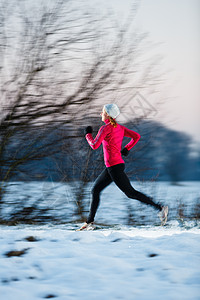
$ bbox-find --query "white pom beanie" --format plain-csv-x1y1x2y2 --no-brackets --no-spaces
104,103,120,119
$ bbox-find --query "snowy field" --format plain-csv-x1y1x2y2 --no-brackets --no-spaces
0,181,200,300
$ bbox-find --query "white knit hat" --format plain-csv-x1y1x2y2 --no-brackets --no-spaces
104,104,120,119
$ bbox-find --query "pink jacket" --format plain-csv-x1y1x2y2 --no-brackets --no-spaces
86,119,141,167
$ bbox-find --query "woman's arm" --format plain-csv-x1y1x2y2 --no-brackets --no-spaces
86,125,108,150
123,126,141,150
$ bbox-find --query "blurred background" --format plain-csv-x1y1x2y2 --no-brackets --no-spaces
0,0,199,225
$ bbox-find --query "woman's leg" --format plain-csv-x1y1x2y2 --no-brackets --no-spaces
108,164,162,211
87,168,113,223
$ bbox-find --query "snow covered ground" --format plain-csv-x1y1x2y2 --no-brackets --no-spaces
0,224,199,300
0,181,200,299
2,181,200,225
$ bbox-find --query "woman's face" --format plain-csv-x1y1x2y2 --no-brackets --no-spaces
101,108,109,121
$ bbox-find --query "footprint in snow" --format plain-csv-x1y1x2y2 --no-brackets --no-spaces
5,248,30,257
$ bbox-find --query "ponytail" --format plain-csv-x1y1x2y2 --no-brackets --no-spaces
109,116,117,128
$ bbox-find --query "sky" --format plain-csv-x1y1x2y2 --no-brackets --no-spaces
135,0,200,146
96,0,200,146
5,0,199,146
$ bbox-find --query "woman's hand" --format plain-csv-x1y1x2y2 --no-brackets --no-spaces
85,126,93,135
121,147,129,156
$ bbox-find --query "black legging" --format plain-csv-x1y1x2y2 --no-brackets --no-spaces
87,163,162,223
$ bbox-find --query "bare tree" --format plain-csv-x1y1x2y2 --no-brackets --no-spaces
0,0,165,222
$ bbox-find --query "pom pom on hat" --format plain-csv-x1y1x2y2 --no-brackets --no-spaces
104,103,120,119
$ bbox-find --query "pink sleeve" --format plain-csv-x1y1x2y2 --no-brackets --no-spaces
86,125,108,150
123,126,141,150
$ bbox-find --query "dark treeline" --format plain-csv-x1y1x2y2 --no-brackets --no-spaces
4,118,200,183
1,118,199,224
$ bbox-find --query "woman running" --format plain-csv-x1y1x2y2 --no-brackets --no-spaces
78,104,168,230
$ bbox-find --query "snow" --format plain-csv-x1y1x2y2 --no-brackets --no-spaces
3,181,200,225
0,225,199,300
0,181,200,299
